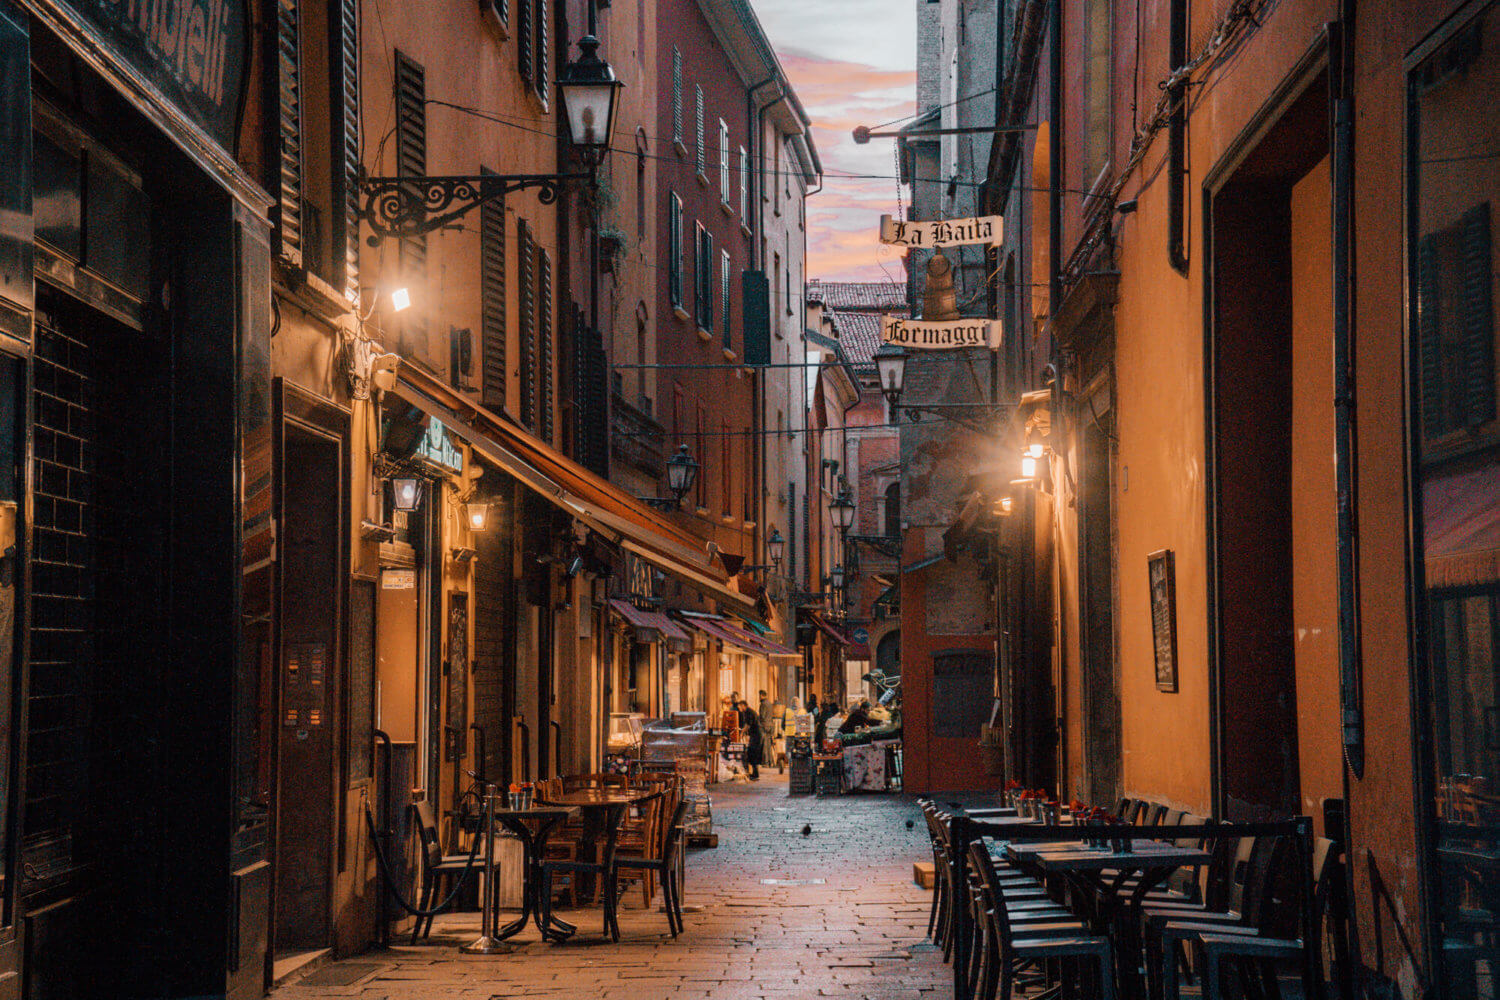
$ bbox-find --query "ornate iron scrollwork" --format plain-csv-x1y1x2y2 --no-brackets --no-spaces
358,173,588,244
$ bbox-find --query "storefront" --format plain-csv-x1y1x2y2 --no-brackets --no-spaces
0,1,275,996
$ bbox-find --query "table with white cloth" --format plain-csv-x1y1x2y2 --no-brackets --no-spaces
840,740,901,791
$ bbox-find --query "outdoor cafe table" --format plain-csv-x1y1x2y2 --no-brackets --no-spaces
1002,838,1211,1000
487,805,579,943
538,787,661,908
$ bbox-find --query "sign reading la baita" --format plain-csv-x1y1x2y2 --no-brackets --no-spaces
879,214,1004,249
80,0,247,149
881,316,1002,350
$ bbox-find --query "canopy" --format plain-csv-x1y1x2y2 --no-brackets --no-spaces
678,613,802,661
608,599,690,646
1424,463,1500,588
391,363,755,614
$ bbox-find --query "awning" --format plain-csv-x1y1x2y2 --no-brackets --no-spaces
392,363,755,614
903,553,946,574
807,612,849,646
678,614,802,661
1424,463,1500,588
608,599,690,646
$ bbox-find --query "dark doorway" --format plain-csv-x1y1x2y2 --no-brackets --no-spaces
876,630,900,683
1078,399,1120,807
1207,71,1328,819
273,425,342,953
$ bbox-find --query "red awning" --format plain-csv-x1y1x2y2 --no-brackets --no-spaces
1424,464,1500,588
679,615,802,660
608,599,690,645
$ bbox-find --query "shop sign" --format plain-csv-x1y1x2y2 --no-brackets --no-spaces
382,569,415,590
625,553,656,603
73,0,247,150
881,315,1002,350
417,419,463,473
879,213,1003,249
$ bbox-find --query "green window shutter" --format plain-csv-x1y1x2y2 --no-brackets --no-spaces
721,251,731,347
703,231,713,331
480,171,506,410
1418,234,1444,439
517,0,533,86
668,194,682,307
274,0,303,266
742,269,770,365
538,247,554,443
534,0,549,108
518,218,536,429
394,50,427,348
1458,203,1495,428
332,0,360,301
672,48,683,145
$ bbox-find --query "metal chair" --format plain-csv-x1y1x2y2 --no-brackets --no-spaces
409,800,473,944
615,798,691,938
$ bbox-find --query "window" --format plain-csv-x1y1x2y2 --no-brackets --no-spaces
883,482,901,537
772,252,781,325
518,218,536,428
480,168,506,410
694,404,707,508
671,47,683,149
516,0,549,105
1083,0,1111,184
636,140,647,238
785,234,793,314
738,146,748,218
694,224,713,332
772,139,781,214
719,120,730,205
695,85,705,178
668,192,683,309
721,250,732,348
720,422,731,517
1408,6,1500,970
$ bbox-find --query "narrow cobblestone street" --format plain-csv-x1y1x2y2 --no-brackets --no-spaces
271,778,951,999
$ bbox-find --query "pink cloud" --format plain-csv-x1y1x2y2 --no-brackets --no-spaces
777,52,916,281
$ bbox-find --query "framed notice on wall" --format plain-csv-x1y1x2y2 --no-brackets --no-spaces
1148,550,1178,693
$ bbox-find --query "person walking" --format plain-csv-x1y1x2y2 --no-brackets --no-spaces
769,699,792,772
757,690,776,772
738,700,763,780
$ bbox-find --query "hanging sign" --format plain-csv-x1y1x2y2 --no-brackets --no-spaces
881,315,1002,350
416,419,463,473
879,214,1004,249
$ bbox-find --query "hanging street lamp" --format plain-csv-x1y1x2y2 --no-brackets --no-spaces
875,342,907,407
829,489,856,534
557,35,623,166
767,528,785,570
666,445,700,507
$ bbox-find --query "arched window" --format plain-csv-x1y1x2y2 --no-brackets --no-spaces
883,481,901,537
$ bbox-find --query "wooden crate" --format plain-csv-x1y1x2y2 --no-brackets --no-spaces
913,861,936,890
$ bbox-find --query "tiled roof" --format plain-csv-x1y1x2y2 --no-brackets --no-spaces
806,280,907,312
827,310,881,369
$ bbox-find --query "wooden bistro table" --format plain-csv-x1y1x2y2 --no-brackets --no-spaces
539,787,661,913
1003,838,1210,1000
489,805,579,944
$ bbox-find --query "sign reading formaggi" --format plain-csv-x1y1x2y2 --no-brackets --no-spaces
78,0,247,149
879,214,1004,249
881,315,1003,350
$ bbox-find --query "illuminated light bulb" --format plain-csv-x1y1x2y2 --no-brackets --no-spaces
1027,442,1044,458
390,287,412,312
1020,455,1038,479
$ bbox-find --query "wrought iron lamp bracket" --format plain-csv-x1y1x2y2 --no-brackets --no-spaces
358,173,590,244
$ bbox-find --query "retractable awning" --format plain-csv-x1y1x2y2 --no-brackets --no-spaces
392,364,755,614
608,599,691,646
678,614,802,661
807,612,849,646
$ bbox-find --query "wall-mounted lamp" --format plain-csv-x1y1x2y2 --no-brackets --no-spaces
465,502,490,531
767,527,785,570
1020,454,1039,479
390,286,412,312
390,477,424,512
994,496,1014,516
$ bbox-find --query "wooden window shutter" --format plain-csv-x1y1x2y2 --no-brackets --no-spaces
332,0,360,301
394,51,427,345
668,194,682,307
695,85,704,176
702,230,713,331
1458,203,1495,428
672,47,683,146
274,0,303,266
721,250,731,347
533,0,549,108
1418,234,1444,439
518,219,536,428
788,480,798,579
574,320,609,477
538,247,554,443
480,171,506,410
517,0,533,86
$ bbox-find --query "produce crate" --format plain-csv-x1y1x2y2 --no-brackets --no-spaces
788,756,814,796
814,756,843,796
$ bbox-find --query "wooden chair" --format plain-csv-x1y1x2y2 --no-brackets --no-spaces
615,798,691,937
409,800,473,944
615,784,669,906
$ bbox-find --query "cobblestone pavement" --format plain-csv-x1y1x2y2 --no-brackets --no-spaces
272,774,953,999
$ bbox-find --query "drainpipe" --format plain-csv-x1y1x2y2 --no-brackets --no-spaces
1330,8,1371,996
1167,0,1189,273
749,76,776,576
1046,0,1066,800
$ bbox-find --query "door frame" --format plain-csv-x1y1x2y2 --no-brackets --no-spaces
0,340,30,998
268,378,349,958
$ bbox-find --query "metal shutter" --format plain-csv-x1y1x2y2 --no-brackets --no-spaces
274,0,303,265
332,0,360,301
480,172,506,410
